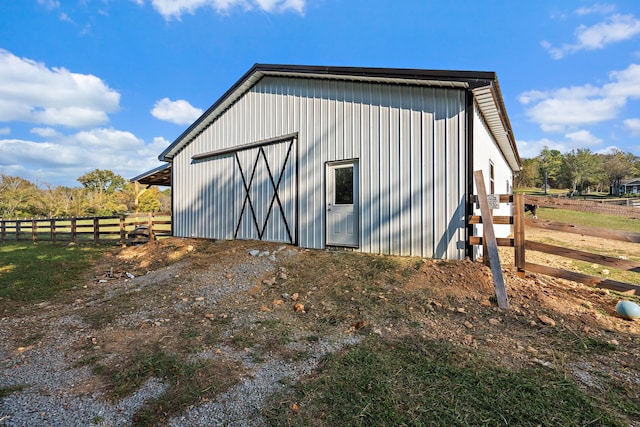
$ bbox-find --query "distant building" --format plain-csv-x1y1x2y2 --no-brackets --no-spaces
613,178,640,196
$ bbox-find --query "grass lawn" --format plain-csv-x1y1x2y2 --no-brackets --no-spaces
265,335,626,426
534,207,640,233
515,187,571,196
0,242,107,314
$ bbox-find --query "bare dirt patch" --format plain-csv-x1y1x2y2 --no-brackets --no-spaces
1,232,639,425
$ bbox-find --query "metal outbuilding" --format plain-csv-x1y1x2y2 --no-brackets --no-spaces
156,64,521,260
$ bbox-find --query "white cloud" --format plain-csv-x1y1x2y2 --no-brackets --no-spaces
520,88,623,131
516,130,607,158
605,64,640,97
564,130,602,146
0,128,164,186
59,12,74,23
151,98,203,125
151,136,171,150
0,49,120,128
0,139,81,167
516,138,565,158
37,0,60,10
30,127,61,138
0,127,9,135
624,118,640,136
519,63,640,132
148,0,305,20
595,145,621,154
254,0,305,12
575,3,616,16
543,13,640,59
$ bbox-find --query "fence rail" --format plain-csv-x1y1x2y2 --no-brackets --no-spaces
0,212,171,245
525,195,640,218
469,191,640,300
584,197,640,207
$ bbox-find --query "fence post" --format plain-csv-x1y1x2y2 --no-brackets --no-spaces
514,194,525,278
32,219,38,243
148,212,154,240
71,218,77,243
50,219,56,242
1,221,5,242
93,217,100,244
16,221,21,242
120,215,126,245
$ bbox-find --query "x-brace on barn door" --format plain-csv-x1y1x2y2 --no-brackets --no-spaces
233,134,297,244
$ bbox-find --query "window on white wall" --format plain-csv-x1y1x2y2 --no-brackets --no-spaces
489,161,495,194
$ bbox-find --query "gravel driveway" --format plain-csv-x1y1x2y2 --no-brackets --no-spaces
0,240,361,426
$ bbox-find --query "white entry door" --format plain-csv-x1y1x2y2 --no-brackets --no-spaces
326,161,359,247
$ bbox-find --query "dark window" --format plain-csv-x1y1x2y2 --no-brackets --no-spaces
489,162,495,194
334,167,353,204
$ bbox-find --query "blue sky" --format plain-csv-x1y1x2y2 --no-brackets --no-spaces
1,0,640,187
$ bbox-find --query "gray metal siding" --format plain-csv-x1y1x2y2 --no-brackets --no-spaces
173,76,467,259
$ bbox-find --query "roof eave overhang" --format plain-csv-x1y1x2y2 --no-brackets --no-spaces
471,82,521,172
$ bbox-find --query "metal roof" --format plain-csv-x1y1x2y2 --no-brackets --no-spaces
130,163,171,186
159,64,520,171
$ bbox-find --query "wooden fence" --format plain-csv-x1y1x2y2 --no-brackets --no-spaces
525,195,640,218
469,193,640,298
0,212,171,245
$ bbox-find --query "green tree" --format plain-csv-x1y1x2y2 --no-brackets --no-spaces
159,188,171,212
77,169,126,195
561,149,603,194
0,174,37,218
33,183,65,218
138,187,162,212
77,169,128,215
536,147,563,194
114,182,137,212
603,150,636,195
514,158,540,188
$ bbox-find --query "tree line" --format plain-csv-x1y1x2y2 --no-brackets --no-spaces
0,169,170,219
515,148,640,195
2,148,638,219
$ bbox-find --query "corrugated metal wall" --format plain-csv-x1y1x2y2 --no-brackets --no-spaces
173,76,467,259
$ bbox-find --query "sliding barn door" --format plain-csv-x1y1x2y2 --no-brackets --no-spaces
233,137,297,244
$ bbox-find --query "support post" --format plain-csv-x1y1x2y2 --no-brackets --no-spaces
514,193,526,278
134,181,140,213
474,171,510,310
